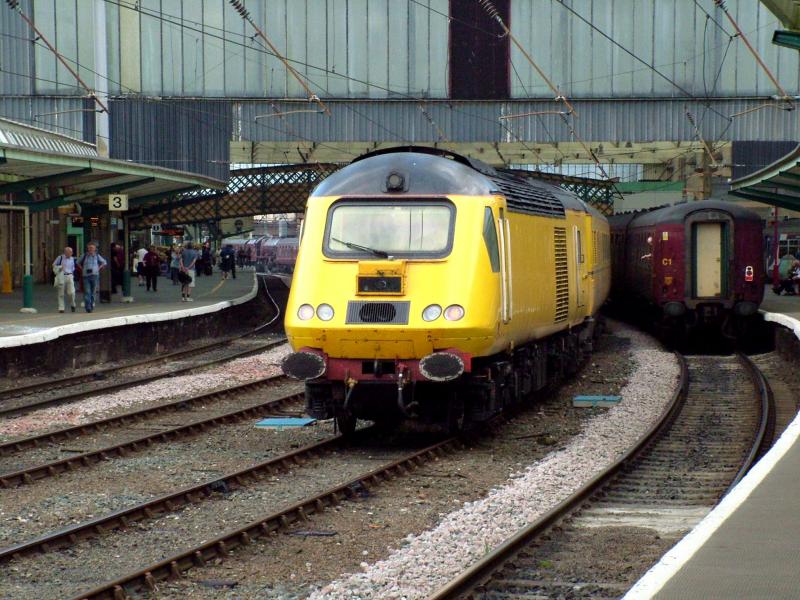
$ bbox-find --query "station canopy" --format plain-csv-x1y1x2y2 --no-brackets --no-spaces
0,118,224,214
729,144,800,211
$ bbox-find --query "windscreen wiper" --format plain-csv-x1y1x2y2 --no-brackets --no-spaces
331,237,389,258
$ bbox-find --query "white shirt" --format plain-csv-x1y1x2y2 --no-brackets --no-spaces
136,248,147,262
53,255,76,275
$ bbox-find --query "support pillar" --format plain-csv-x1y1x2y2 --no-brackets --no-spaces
20,206,36,313
122,214,133,302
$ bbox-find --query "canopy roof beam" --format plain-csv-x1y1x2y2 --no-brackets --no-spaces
0,168,93,195
32,177,156,212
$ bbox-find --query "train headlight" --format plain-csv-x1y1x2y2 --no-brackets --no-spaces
444,304,465,321
297,304,315,320
316,303,334,321
422,304,442,321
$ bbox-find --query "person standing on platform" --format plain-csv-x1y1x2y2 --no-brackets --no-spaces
77,243,107,313
110,243,124,295
143,245,161,292
52,246,77,313
198,242,212,277
179,241,198,302
169,244,181,285
220,244,235,280
135,245,147,286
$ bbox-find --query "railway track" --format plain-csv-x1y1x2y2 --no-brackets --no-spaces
0,429,357,565
0,377,301,488
429,353,773,599
0,272,288,419
0,336,286,419
14,435,459,600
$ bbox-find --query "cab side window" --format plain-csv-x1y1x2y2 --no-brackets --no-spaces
483,207,501,272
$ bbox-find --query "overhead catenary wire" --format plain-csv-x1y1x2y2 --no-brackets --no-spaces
553,0,732,123
0,54,736,175
2,0,782,176
227,0,331,117
712,0,794,110
475,0,623,200
685,107,721,167
3,0,109,114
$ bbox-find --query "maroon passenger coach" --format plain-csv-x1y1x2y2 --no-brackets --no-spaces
609,200,764,338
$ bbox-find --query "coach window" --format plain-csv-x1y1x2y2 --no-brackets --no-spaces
483,207,501,272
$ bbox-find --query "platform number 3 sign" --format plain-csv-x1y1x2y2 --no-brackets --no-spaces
109,194,129,211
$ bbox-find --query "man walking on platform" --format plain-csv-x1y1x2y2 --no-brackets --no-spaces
77,243,107,313
52,246,77,313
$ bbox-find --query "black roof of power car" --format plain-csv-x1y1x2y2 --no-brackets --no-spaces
312,146,591,218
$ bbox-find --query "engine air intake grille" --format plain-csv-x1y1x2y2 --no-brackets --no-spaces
346,301,410,324
489,174,566,218
554,227,569,323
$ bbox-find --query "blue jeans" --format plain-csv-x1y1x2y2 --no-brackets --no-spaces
83,274,99,311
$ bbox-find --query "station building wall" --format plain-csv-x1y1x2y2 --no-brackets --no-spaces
3,1,796,100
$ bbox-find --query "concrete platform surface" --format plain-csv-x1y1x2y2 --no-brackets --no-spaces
0,270,257,343
760,284,800,319
628,414,800,599
626,302,800,599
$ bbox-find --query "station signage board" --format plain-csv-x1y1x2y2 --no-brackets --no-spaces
152,224,185,236
109,194,129,211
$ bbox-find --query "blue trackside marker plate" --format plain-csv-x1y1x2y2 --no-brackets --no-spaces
255,417,317,429
572,395,622,407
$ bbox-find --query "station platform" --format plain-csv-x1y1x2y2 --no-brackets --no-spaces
626,302,800,599
0,270,258,347
760,284,800,319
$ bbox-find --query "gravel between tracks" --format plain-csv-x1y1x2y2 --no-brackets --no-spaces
0,444,421,600
309,324,678,599
0,342,290,440
0,384,306,546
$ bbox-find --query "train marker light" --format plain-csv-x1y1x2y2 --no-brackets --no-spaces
422,304,442,321
745,266,754,282
444,304,465,321
316,304,334,321
298,304,315,320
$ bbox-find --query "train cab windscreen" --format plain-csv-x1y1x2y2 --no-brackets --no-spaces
323,201,455,259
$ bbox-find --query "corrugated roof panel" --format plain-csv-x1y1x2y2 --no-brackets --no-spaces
0,0,34,95
109,98,231,181
233,98,800,143
0,97,89,139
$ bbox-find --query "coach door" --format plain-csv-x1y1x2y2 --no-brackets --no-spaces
694,222,724,297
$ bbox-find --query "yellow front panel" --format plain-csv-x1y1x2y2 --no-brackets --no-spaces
286,195,502,359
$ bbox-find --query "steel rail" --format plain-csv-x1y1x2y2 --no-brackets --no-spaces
1,336,250,401
0,274,283,404
0,386,303,489
0,338,286,419
425,353,691,600
71,438,460,600
427,351,774,599
725,352,775,494
0,374,291,457
0,429,363,564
